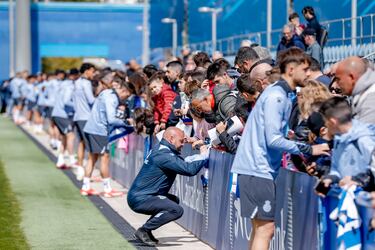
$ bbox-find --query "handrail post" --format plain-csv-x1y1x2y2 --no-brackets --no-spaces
342,19,346,46
266,0,272,49
371,14,374,43
257,32,261,46
351,0,357,47
360,16,363,45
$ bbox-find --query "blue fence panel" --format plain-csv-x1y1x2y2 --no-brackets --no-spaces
359,205,375,249
323,190,375,250
109,134,375,249
109,134,329,249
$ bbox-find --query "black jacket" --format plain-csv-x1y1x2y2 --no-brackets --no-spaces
306,17,322,45
213,84,237,124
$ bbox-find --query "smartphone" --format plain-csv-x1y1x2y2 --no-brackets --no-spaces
224,117,234,128
315,181,331,196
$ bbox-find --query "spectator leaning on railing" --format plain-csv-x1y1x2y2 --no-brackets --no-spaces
235,46,260,74
334,56,375,124
165,60,184,93
148,71,177,133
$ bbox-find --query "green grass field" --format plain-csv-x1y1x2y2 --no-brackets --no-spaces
0,160,29,250
0,117,134,250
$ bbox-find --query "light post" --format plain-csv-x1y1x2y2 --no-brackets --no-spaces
142,0,150,66
161,18,177,57
9,0,14,77
198,6,222,54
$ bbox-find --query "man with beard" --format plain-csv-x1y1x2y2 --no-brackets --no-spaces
231,48,330,250
165,60,184,93
127,127,209,246
235,46,260,74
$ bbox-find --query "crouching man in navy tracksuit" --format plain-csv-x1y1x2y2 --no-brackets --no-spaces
128,127,209,246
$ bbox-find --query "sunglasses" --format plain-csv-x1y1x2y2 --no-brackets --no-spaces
329,87,342,94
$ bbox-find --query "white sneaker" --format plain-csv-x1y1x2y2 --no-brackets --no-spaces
76,166,85,181
56,155,66,169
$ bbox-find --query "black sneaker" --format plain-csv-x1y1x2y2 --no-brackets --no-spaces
148,230,159,244
134,228,156,246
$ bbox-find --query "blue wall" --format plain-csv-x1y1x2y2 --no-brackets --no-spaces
0,2,143,81
150,0,375,49
188,0,286,44
149,0,184,49
0,4,10,81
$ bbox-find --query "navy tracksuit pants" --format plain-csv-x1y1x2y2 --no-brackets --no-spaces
132,194,184,231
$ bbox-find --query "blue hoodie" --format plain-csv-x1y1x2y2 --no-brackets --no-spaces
23,83,37,103
127,139,209,208
36,81,48,106
72,77,95,122
10,77,26,99
329,120,375,179
45,79,60,107
51,80,75,118
83,89,131,136
277,35,305,55
231,80,312,180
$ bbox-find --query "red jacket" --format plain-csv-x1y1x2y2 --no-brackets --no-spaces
152,83,177,124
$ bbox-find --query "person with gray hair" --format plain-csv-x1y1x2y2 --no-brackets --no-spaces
191,84,237,124
252,45,272,61
276,24,305,56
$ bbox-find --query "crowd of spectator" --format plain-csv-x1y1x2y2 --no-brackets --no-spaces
277,6,327,67
0,5,375,249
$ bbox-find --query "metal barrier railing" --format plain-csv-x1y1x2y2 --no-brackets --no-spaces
151,13,375,58
110,134,375,250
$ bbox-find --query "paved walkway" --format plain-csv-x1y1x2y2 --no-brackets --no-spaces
20,121,212,250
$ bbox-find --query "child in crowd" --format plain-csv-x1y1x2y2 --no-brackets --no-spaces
317,97,375,192
305,111,333,177
148,71,177,133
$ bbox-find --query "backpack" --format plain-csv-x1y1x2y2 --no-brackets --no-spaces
217,90,238,121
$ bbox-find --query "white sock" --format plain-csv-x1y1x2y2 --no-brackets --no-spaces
57,153,64,164
13,110,19,121
82,177,91,190
103,178,111,193
69,155,76,166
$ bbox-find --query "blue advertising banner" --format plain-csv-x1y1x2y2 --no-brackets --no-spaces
109,134,327,250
